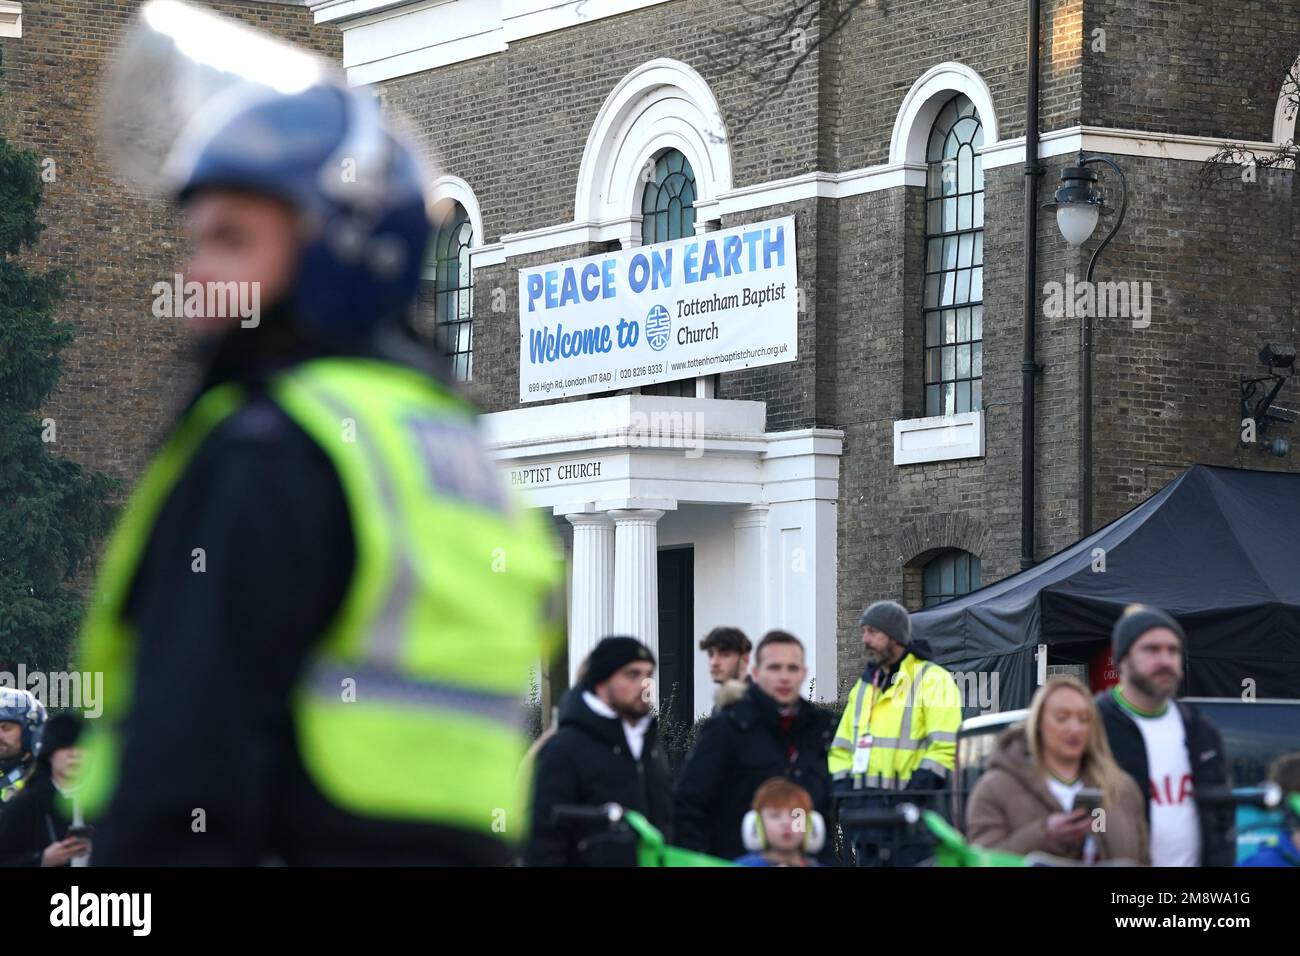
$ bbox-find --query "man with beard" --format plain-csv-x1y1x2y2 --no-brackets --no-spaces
828,601,961,865
1097,605,1233,866
524,638,673,866
0,689,46,805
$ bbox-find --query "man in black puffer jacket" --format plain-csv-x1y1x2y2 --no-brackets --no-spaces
674,630,835,862
524,637,674,866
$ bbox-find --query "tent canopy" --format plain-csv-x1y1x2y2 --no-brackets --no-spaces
911,465,1300,710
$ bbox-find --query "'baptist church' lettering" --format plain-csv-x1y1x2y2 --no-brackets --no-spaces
510,461,601,486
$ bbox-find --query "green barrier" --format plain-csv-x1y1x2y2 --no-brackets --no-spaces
921,810,1030,867
623,810,736,867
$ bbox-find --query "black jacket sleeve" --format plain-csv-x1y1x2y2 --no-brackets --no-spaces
94,398,353,866
1190,711,1235,867
0,783,53,867
672,715,733,853
523,736,581,867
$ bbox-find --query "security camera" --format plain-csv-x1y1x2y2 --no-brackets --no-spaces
1259,343,1296,371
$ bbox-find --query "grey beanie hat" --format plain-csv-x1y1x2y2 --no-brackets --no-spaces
857,600,911,646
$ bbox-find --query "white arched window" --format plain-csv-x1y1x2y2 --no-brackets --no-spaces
576,59,732,397
889,63,999,421
922,94,985,417
422,177,484,383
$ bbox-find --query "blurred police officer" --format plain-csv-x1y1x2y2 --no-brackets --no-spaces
0,689,46,805
77,2,559,865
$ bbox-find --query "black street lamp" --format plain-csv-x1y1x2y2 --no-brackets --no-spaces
1044,153,1128,539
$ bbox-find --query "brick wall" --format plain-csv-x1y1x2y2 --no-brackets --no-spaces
0,0,341,486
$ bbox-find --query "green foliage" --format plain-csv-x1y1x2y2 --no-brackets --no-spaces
0,114,118,672
524,667,544,740
655,683,709,775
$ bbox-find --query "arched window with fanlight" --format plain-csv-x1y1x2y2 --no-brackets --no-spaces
922,549,982,607
427,201,474,382
641,148,697,246
640,149,698,397
922,94,984,418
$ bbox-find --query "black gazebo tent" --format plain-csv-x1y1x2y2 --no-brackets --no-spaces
911,465,1300,710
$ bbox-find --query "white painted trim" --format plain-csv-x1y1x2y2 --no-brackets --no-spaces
430,174,484,245
502,0,674,43
0,1,21,38
314,0,674,82
983,124,1292,170
890,62,1001,166
1273,57,1299,144
423,174,483,280
575,58,732,227
893,411,984,465
469,241,506,268
313,0,423,22
449,123,1299,269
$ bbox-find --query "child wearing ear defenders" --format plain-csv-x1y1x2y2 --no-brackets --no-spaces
734,778,825,867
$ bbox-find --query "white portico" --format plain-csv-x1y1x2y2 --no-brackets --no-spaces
481,395,843,717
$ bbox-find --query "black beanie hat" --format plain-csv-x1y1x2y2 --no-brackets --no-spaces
1111,605,1186,664
36,713,83,761
582,636,655,690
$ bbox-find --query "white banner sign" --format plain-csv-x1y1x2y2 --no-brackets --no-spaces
518,216,798,402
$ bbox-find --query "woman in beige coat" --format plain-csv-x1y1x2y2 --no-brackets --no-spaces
966,675,1149,864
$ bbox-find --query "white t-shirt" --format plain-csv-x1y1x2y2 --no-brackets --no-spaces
1130,703,1201,867
1046,775,1082,809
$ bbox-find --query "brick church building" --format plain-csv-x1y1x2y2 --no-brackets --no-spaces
4,0,1298,718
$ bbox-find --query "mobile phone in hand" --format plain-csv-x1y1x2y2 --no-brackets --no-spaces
1074,788,1104,815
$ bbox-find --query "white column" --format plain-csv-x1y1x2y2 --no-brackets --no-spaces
610,509,664,671
732,504,770,644
565,513,615,686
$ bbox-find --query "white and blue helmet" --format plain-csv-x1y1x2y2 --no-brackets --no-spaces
100,1,436,341
0,688,48,756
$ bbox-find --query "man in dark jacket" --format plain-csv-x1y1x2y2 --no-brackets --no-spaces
674,630,834,862
524,637,674,866
0,715,90,867
1097,605,1234,867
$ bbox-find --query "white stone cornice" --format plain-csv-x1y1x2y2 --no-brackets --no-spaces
472,123,1295,264
0,1,21,39
981,125,1291,170
312,0,675,83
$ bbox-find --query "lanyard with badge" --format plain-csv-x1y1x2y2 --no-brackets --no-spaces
850,668,888,777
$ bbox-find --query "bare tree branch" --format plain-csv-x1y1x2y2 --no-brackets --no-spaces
709,0,877,141
1200,52,1300,188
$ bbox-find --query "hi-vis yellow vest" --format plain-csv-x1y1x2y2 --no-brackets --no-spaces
828,653,961,789
76,357,562,841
